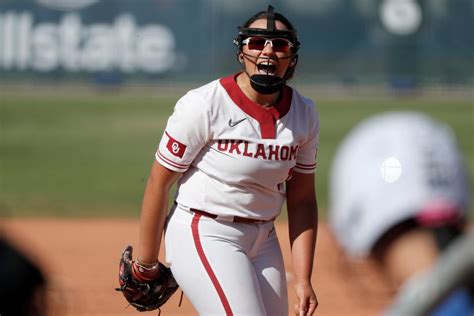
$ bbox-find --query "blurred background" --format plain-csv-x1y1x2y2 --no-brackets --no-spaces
1,0,473,218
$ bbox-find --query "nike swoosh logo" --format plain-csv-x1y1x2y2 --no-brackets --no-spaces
228,118,247,127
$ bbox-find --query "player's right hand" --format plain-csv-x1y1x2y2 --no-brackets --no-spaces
294,280,318,315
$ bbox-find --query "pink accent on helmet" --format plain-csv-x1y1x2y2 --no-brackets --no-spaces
416,199,462,227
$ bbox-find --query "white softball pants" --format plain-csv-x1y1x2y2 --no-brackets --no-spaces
165,203,288,316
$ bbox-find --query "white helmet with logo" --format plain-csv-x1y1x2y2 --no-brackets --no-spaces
329,111,470,257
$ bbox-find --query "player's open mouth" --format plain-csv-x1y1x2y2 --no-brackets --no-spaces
257,62,277,75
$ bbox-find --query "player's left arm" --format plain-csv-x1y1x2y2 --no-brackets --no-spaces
286,171,318,315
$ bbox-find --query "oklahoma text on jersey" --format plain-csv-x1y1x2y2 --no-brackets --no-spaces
217,140,298,161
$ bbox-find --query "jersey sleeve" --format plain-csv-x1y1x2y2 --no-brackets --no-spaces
294,100,319,174
155,91,210,172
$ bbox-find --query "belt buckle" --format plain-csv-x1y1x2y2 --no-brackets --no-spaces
253,219,270,224
215,215,235,222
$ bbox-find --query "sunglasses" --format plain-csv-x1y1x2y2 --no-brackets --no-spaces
241,37,294,53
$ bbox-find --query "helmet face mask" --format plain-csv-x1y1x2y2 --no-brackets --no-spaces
234,5,300,94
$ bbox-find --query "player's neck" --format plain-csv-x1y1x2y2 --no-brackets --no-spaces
379,229,439,289
236,73,279,108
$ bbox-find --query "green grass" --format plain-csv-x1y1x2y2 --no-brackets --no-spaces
1,88,176,217
1,86,473,218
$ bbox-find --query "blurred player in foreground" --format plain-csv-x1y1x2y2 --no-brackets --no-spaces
119,5,319,316
0,236,47,316
329,111,473,315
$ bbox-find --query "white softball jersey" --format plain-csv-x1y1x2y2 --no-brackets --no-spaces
156,73,319,220
329,112,470,257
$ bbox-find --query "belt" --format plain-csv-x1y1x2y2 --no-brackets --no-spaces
190,208,274,224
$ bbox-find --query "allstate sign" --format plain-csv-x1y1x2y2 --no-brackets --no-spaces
35,0,99,11
0,0,177,74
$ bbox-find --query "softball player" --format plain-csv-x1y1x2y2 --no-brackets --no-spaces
134,5,319,316
329,112,473,315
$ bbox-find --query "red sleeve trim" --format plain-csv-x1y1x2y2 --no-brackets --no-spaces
295,162,317,170
156,150,189,170
296,162,317,167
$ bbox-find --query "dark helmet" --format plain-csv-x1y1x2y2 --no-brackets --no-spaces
234,6,300,53
234,5,300,94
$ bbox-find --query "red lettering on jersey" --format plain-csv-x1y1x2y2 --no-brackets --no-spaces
242,141,253,157
166,132,186,158
217,140,298,161
289,145,299,160
280,146,289,160
254,143,267,159
217,140,229,151
229,140,243,154
268,145,280,161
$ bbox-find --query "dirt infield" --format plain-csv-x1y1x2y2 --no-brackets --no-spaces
2,218,393,315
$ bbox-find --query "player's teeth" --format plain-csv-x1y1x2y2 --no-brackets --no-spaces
259,69,275,75
257,63,276,75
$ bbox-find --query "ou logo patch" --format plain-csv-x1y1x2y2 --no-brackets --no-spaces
171,142,180,154
165,132,187,159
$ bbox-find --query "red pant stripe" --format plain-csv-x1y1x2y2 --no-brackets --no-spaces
191,213,233,316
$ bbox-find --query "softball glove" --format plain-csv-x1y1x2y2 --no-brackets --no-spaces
115,245,179,312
